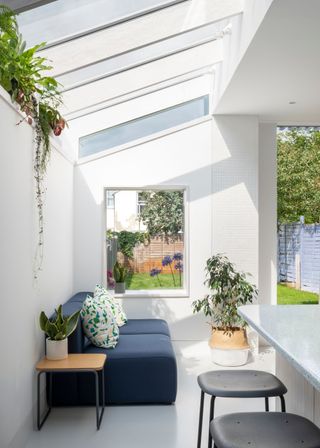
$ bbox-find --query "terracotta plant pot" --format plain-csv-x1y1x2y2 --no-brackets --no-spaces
46,338,68,360
209,328,250,367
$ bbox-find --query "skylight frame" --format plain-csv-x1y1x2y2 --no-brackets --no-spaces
58,18,228,92
37,0,243,77
2,0,57,13
17,0,188,49
78,95,210,160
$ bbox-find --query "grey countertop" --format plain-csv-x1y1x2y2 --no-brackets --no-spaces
238,304,320,391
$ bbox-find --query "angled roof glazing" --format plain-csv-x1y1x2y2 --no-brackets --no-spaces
58,18,229,91
13,0,243,123
17,0,186,47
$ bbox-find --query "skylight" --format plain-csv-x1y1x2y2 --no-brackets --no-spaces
17,0,186,47
79,95,209,158
58,19,228,91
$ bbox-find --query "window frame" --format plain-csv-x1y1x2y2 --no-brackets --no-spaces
103,185,189,298
78,95,210,160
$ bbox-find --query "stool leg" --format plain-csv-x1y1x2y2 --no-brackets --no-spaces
265,397,269,411
197,391,205,448
208,396,215,448
280,395,286,412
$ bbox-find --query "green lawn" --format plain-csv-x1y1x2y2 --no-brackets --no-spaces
126,272,183,290
277,284,318,304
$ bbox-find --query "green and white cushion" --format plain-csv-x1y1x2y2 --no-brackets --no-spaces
94,284,127,327
81,295,119,348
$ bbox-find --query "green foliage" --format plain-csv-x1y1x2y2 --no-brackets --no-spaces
0,6,63,125
138,191,184,239
0,5,66,279
107,230,148,259
192,254,258,331
39,305,80,341
278,129,320,223
113,261,128,283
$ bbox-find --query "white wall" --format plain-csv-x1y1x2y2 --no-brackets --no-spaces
74,120,213,340
259,122,277,305
211,116,259,283
214,0,274,108
74,115,260,341
0,92,74,448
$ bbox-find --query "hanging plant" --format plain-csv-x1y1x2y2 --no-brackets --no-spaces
0,4,67,279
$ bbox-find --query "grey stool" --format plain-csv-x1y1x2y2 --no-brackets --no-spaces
210,412,320,448
197,370,287,448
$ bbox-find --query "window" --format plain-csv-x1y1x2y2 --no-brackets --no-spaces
137,192,146,215
105,188,186,295
79,95,209,158
106,190,115,209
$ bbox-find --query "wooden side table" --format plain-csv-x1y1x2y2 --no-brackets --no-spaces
36,353,106,430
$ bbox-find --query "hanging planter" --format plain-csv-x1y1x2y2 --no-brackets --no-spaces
0,5,67,279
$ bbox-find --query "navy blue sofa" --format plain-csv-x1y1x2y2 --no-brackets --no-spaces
50,292,177,405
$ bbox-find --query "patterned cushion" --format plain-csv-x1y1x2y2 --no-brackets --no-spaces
81,295,119,348
94,285,127,327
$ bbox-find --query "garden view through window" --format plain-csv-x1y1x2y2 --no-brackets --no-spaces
277,126,320,305
105,188,185,292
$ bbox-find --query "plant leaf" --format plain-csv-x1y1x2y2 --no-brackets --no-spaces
65,310,80,338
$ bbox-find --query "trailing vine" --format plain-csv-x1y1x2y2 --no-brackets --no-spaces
0,4,67,279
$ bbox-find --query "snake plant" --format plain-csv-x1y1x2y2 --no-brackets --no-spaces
39,305,80,341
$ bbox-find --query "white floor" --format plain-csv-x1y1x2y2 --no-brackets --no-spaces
25,342,275,448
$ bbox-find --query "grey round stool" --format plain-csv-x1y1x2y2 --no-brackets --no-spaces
210,412,320,448
197,370,287,448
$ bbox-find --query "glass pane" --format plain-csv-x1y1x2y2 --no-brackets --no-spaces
18,0,184,47
58,20,228,89
106,189,185,292
79,96,209,158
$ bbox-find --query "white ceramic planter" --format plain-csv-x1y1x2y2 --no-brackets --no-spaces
210,347,250,367
46,338,68,360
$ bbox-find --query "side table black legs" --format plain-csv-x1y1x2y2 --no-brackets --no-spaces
37,371,52,430
37,368,105,430
94,369,105,430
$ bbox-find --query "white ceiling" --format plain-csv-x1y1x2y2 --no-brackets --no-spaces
215,0,320,124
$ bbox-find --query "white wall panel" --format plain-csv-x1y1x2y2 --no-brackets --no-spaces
74,121,213,341
211,115,259,284
259,122,277,305
0,91,74,448
73,115,260,341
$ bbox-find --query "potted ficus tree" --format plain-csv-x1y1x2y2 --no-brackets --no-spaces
113,261,128,294
192,254,258,366
39,305,80,360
